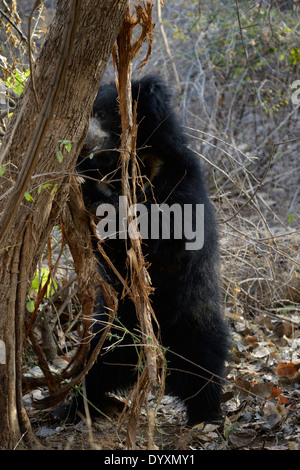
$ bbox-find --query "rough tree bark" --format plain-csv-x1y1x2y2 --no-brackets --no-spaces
0,0,127,449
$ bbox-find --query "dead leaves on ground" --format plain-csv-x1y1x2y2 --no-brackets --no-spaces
216,305,300,450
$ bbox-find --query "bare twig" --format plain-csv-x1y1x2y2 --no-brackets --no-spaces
0,8,28,43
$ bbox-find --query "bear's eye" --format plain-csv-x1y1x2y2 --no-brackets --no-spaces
96,110,106,120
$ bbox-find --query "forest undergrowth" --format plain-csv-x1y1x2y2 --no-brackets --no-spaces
0,0,299,450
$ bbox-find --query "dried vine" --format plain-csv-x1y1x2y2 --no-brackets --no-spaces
112,1,166,450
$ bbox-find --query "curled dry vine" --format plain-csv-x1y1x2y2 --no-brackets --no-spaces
111,1,166,450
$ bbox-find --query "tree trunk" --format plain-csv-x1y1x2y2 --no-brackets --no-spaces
0,0,127,449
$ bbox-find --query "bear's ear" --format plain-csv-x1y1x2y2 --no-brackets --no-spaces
145,78,160,96
139,76,167,96
135,76,173,119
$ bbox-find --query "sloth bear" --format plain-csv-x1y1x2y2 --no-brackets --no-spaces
75,75,228,424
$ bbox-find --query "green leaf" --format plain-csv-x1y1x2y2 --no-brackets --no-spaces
289,47,300,65
64,141,71,153
24,192,35,202
56,149,64,163
51,184,58,195
58,140,72,152
5,68,30,95
0,164,6,177
30,268,58,298
26,299,35,313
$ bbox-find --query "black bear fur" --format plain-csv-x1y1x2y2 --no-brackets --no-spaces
75,75,229,424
